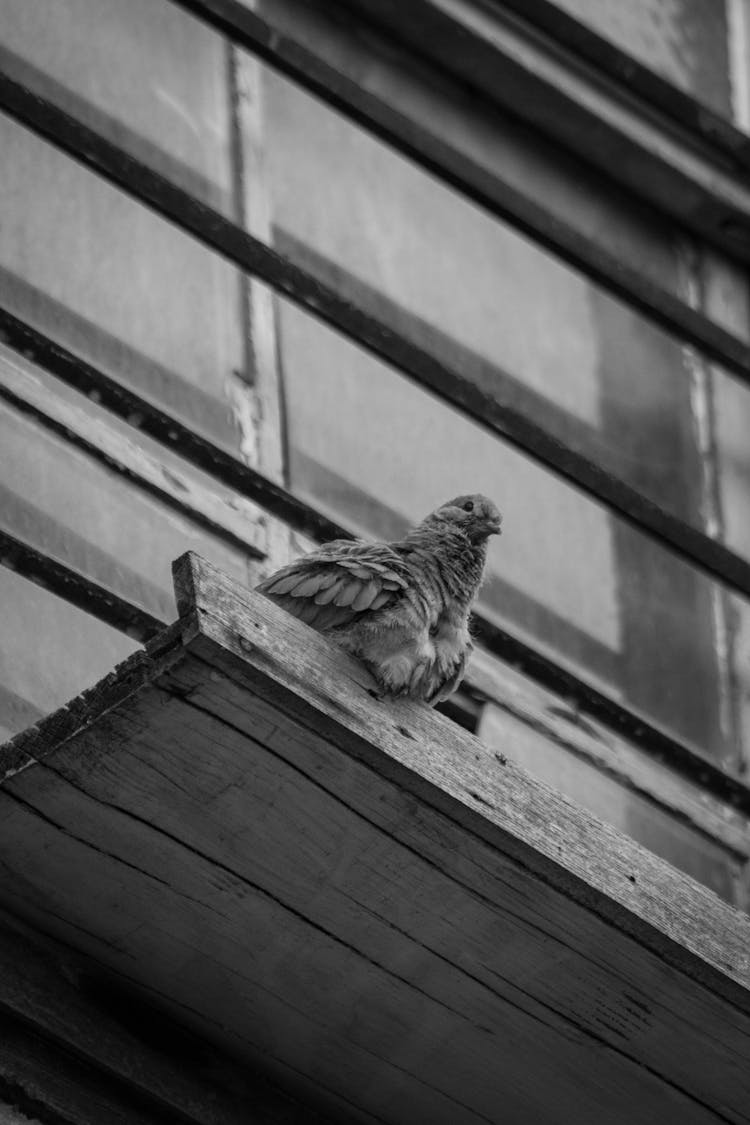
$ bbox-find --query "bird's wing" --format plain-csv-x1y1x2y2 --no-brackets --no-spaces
256,539,408,631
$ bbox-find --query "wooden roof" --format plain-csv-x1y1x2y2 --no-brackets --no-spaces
1,552,748,1125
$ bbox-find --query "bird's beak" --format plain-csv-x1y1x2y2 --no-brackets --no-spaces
487,517,502,536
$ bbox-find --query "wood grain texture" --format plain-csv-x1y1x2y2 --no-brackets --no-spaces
0,911,324,1125
477,701,745,904
469,646,750,858
0,551,748,1125
0,1014,162,1125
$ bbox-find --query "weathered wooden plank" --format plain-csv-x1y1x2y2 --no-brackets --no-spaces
0,1012,163,1125
469,647,750,859
0,621,185,784
0,551,749,1125
172,554,750,1001
156,657,750,1031
0,763,720,1123
0,911,326,1125
0,760,473,1124
9,670,747,1122
477,700,745,904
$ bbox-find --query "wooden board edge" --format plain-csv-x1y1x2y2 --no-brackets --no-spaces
0,908,331,1125
172,550,203,620
170,555,750,1014
0,618,187,784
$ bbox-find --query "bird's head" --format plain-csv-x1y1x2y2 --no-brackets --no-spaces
421,494,502,544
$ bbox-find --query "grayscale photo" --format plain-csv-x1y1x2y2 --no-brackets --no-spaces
0,1,748,1122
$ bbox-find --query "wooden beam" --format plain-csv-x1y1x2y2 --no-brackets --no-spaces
0,911,328,1125
0,552,748,1124
468,648,750,860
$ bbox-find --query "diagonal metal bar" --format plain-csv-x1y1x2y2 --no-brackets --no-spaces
0,527,163,643
168,0,750,386
2,73,750,600
1,311,749,815
0,309,341,546
328,0,750,268
490,0,750,175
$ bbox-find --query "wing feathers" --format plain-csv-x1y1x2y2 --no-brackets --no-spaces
369,590,392,611
333,579,363,608
262,571,304,596
291,573,334,598
291,597,321,625
314,578,347,606
352,580,379,611
316,604,356,630
256,514,482,704
339,563,375,580
257,540,404,633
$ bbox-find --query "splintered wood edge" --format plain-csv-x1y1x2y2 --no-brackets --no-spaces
172,550,202,620
0,618,186,784
0,551,215,783
0,551,227,784
171,553,750,1011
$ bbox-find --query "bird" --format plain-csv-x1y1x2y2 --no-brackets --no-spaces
255,494,502,704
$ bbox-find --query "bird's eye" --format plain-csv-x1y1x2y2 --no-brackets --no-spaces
462,500,474,512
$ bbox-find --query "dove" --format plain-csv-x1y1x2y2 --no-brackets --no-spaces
256,494,501,704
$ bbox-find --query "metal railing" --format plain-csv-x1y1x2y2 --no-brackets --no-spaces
489,0,750,174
